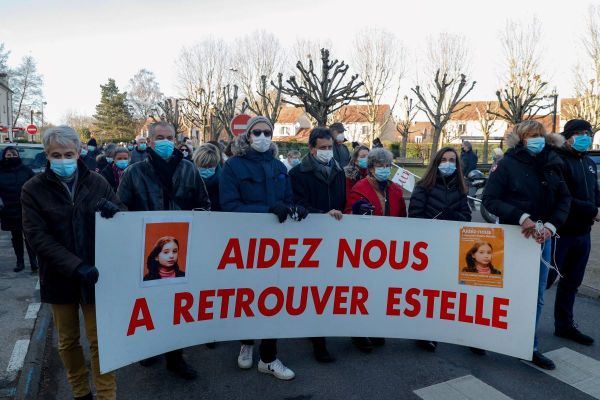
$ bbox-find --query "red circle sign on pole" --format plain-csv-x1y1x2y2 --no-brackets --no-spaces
26,124,38,135
230,114,251,137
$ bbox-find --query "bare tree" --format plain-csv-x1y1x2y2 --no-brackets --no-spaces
62,110,95,140
476,103,498,163
176,38,230,141
213,84,250,139
352,27,406,145
490,18,551,124
281,48,369,126
566,6,600,131
395,96,418,158
127,69,164,122
0,43,9,73
10,55,43,129
152,98,184,136
242,74,284,125
411,33,476,155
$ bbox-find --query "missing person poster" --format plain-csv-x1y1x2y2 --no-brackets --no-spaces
458,227,505,288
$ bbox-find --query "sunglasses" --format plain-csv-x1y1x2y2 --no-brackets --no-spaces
251,129,272,137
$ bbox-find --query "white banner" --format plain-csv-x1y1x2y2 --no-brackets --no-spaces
392,165,416,192
95,212,540,373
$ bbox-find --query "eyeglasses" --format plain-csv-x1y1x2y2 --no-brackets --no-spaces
251,129,272,137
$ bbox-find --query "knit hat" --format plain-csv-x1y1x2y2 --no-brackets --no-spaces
245,116,273,137
87,138,98,147
562,119,592,139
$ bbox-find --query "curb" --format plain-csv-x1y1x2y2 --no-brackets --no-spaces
14,303,52,400
579,284,600,301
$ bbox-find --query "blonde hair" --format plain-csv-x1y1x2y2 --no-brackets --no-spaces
193,143,221,168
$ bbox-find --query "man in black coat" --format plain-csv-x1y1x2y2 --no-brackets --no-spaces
289,127,345,363
460,141,478,177
330,122,351,168
548,119,599,346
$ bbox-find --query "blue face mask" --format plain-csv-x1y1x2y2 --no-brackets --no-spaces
199,167,216,179
357,157,368,169
526,137,545,154
374,167,391,182
115,160,129,170
80,149,88,157
139,143,147,151
572,135,592,152
50,159,77,178
127,145,134,151
290,158,301,167
438,161,456,176
154,139,174,159
105,157,113,164
87,145,96,152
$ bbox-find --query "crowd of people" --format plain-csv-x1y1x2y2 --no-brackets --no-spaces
0,115,596,399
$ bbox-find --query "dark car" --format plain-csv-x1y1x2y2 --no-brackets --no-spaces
588,150,600,187
0,143,46,174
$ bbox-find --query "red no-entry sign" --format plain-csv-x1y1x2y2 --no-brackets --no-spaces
230,114,251,136
26,124,38,135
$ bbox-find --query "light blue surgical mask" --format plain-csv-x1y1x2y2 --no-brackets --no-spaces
50,159,77,178
357,157,368,169
115,160,129,170
290,158,301,167
105,157,113,164
127,145,134,151
87,145,96,152
526,137,545,154
374,167,391,182
80,149,88,157
154,139,174,159
572,135,592,153
438,161,456,176
139,143,147,151
199,167,216,179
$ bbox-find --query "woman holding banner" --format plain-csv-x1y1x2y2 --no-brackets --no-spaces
483,120,571,370
408,147,478,354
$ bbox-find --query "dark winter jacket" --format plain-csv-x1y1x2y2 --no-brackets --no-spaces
205,165,222,212
461,150,478,177
0,157,35,231
345,177,407,217
130,147,148,164
21,160,124,304
81,153,97,172
100,163,125,192
482,143,571,229
289,155,346,213
333,143,351,168
555,147,600,236
344,164,368,202
408,172,471,222
117,148,210,211
220,149,293,213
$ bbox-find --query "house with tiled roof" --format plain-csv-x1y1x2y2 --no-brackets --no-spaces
273,106,312,138
445,101,510,144
332,104,396,143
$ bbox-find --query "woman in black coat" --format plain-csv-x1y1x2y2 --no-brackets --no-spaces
0,147,37,272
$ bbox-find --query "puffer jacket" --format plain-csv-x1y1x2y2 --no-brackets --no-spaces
555,146,600,235
219,149,293,213
0,158,34,231
117,148,210,211
345,177,407,217
408,172,471,221
482,143,571,228
21,160,124,304
289,155,346,213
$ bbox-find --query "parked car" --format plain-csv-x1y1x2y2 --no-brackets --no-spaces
0,143,46,174
588,150,600,187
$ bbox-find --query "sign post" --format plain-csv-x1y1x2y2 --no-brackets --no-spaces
230,114,251,137
26,124,38,143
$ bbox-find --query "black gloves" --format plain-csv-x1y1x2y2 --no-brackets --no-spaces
290,205,309,221
269,203,289,223
352,200,374,215
95,198,120,219
74,264,99,284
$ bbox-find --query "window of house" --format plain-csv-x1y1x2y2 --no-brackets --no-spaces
361,125,369,136
458,123,466,134
281,126,290,136
415,136,423,144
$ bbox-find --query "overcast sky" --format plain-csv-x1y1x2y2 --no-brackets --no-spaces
0,0,593,124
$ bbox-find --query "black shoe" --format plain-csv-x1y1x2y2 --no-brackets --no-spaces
416,340,437,352
370,337,386,346
555,326,595,346
14,260,25,272
469,347,486,356
166,359,198,380
74,393,93,400
139,355,160,367
313,345,336,363
532,351,556,370
352,337,373,353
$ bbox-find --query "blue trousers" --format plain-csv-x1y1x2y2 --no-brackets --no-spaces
534,240,551,351
548,234,591,331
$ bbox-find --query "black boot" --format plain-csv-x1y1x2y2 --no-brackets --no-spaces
30,257,38,273
74,393,93,400
370,337,386,346
139,355,160,367
555,326,595,346
532,351,556,370
416,340,437,352
14,258,25,272
352,337,373,353
166,357,197,380
469,347,486,356
312,338,335,363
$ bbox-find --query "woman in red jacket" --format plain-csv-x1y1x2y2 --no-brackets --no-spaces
344,145,370,201
345,147,406,217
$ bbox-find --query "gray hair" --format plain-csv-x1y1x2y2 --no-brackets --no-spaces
287,150,301,158
193,143,221,167
462,140,472,150
367,147,393,169
148,122,175,138
113,147,130,158
43,126,81,152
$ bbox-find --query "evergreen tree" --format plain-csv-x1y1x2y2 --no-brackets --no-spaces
93,79,134,141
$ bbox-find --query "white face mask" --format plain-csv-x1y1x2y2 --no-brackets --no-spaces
336,134,345,142
250,133,272,153
316,149,334,164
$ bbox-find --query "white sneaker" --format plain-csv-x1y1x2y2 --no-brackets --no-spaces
258,359,295,380
237,345,253,369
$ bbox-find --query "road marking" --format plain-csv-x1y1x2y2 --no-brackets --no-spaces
6,340,30,376
35,279,40,290
414,375,513,400
526,347,600,399
24,302,41,319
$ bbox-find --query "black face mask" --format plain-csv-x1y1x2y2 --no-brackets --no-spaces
4,157,20,167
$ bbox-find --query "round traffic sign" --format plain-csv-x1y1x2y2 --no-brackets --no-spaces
230,114,251,136
26,124,38,135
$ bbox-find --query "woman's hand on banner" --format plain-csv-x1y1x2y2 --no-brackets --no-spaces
328,209,343,221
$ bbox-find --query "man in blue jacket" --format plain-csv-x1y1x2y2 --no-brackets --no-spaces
220,116,307,381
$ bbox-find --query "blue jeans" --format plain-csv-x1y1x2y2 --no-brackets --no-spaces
534,239,551,351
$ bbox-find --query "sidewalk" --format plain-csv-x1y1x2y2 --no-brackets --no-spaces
584,224,600,296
